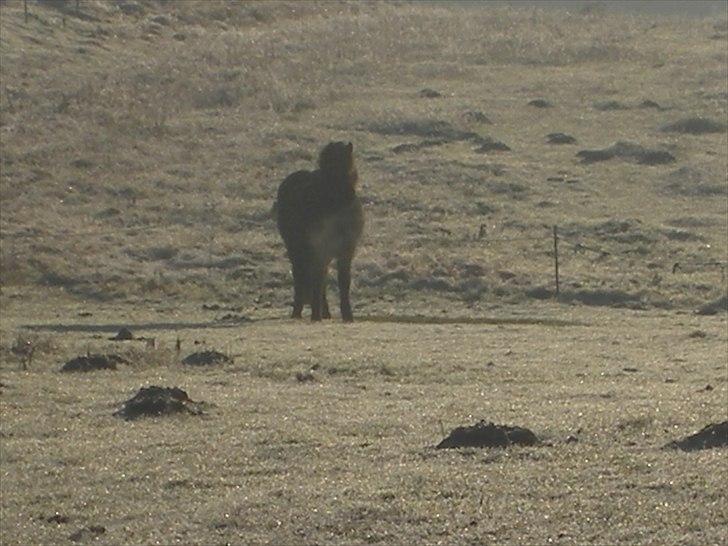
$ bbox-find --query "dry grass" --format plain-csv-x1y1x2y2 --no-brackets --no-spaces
1,298,727,545
1,0,726,308
1,1,727,544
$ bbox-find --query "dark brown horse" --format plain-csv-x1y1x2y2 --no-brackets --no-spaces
275,142,364,322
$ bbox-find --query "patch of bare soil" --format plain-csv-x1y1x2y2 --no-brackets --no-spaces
109,327,134,340
593,100,629,111
528,98,552,108
696,295,728,315
113,386,204,420
69,525,106,542
662,166,726,197
473,136,511,153
660,117,726,134
577,141,675,165
547,132,577,144
665,421,728,451
436,420,539,449
60,353,128,372
181,350,232,366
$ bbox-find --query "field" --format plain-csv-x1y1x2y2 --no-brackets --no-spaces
1,1,727,545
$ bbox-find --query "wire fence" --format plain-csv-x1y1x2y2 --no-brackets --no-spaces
477,224,727,296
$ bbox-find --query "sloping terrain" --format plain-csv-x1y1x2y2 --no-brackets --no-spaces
1,0,726,312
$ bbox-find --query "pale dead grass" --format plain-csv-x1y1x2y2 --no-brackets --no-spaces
1,0,726,309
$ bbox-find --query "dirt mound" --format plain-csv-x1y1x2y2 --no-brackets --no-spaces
593,100,629,111
547,132,577,144
528,99,552,108
696,295,728,315
391,139,445,154
577,141,674,165
364,118,496,150
463,110,492,124
665,421,728,451
660,117,726,135
663,166,725,197
69,525,106,542
181,350,232,366
473,136,510,153
639,99,665,110
109,327,133,340
436,420,539,449
418,88,442,98
113,386,204,420
61,353,128,372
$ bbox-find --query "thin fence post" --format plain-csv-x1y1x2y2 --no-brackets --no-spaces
553,225,560,298
24,0,28,23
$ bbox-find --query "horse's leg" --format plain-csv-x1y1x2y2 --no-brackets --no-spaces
337,257,354,322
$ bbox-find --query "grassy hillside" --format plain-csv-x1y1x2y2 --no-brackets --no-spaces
1,0,726,312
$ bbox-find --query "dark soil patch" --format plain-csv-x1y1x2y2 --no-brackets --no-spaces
660,117,726,135
487,181,526,198
418,88,442,98
665,421,728,451
69,525,106,542
577,141,674,165
662,166,726,197
181,350,232,366
547,132,577,144
473,136,511,153
639,99,665,110
696,295,728,315
364,119,481,144
215,313,252,323
436,420,539,449
593,100,629,111
61,353,129,372
563,289,645,308
295,370,316,382
391,139,445,154
463,110,492,124
109,327,134,340
46,513,69,524
528,99,552,108
113,386,204,420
